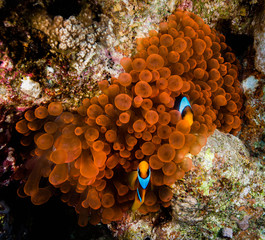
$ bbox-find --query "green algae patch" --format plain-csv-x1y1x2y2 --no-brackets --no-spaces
198,177,215,196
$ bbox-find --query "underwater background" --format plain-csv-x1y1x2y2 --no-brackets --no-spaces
0,0,264,239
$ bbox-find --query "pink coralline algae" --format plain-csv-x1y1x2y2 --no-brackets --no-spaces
0,42,16,104
178,0,193,11
0,105,21,187
0,41,35,105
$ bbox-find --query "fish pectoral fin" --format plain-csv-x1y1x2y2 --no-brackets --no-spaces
128,171,138,190
131,197,142,212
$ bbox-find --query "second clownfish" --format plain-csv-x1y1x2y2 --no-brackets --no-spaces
174,95,193,126
128,161,151,211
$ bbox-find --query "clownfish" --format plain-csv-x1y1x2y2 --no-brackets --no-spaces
128,161,151,211
174,95,193,126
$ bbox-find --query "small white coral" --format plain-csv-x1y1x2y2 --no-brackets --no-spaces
242,75,259,94
20,76,41,98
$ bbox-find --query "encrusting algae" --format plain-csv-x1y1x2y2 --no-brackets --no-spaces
14,9,243,226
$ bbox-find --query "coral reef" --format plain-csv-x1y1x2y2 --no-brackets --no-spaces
0,0,256,109
0,41,49,107
240,74,265,162
0,39,99,108
0,105,22,187
110,130,265,239
0,1,115,108
31,4,121,77
0,42,24,105
14,9,243,227
253,4,265,75
192,0,257,34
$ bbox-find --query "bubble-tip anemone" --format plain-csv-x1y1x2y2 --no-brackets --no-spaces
14,9,243,226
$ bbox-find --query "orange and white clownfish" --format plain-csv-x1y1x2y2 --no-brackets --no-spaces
174,95,193,126
128,161,151,211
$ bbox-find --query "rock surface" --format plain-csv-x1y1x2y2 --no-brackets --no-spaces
254,5,265,75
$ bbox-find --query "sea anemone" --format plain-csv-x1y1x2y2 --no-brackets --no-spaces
14,9,243,226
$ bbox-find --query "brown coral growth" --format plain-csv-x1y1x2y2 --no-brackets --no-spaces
14,9,243,226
